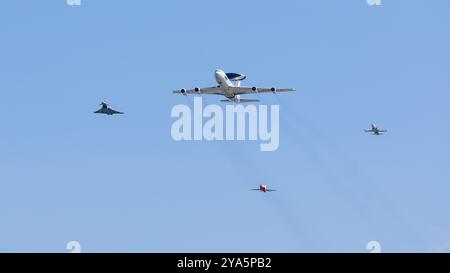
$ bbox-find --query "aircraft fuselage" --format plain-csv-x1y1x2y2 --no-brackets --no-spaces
214,69,234,98
260,184,267,192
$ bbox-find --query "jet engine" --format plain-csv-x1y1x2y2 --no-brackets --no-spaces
194,87,200,94
271,87,276,93
180,88,187,95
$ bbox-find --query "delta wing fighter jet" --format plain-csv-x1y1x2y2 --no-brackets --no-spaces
94,102,124,115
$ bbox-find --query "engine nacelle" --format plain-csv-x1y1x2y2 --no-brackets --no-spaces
194,87,200,94
251,87,258,93
180,88,187,95
271,87,276,93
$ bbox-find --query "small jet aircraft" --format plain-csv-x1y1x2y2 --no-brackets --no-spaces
94,102,124,115
173,69,296,103
365,123,387,135
251,184,276,193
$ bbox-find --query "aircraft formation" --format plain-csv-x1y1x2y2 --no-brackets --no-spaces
95,68,388,193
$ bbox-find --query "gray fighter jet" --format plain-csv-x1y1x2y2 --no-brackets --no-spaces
94,102,124,115
365,123,387,135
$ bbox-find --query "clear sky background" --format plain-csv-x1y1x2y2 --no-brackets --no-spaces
0,0,449,252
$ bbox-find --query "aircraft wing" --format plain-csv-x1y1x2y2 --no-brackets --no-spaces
94,108,108,114
231,86,295,95
267,189,277,192
109,108,124,115
251,189,260,191
94,108,123,115
173,86,223,95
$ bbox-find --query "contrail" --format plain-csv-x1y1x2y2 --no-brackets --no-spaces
275,95,425,247
212,140,316,251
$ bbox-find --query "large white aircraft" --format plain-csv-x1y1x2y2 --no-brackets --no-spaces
173,69,296,103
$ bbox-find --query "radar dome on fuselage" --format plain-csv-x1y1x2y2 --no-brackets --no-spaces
225,73,246,81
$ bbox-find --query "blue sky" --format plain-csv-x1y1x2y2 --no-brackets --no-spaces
0,0,449,252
